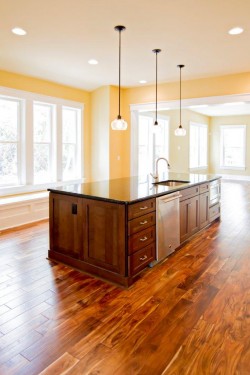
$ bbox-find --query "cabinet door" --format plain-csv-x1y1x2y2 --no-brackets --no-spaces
189,195,200,236
180,195,199,243
49,193,83,259
83,199,126,276
199,192,209,229
180,199,190,243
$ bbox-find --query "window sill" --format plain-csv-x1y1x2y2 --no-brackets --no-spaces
0,178,85,197
189,166,208,171
219,166,246,171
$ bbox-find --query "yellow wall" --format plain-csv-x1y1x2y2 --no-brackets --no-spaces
0,70,91,179
210,114,250,176
166,109,210,173
90,86,110,181
109,86,130,179
125,72,250,104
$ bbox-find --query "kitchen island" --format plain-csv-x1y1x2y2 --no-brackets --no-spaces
48,172,221,287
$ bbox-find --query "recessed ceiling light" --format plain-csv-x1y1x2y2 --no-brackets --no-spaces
228,27,244,35
12,27,27,36
139,80,147,84
88,59,98,65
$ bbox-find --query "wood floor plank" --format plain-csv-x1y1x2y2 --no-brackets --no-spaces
38,352,79,375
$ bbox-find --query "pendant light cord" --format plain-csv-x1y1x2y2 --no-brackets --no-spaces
118,29,121,119
177,64,185,127
152,49,161,126
155,51,158,124
179,66,182,125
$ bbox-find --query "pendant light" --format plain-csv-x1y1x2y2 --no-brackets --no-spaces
111,25,127,131
152,49,161,129
175,64,186,136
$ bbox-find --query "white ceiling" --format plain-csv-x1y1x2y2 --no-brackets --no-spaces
186,102,250,116
0,0,250,92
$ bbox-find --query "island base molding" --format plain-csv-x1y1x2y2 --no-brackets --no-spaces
48,249,137,288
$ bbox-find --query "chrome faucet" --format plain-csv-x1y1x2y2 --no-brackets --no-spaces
151,157,171,180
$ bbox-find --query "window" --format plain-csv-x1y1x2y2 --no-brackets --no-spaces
0,98,21,186
189,122,208,169
220,125,246,169
33,103,54,184
62,107,81,180
0,87,83,195
138,115,169,181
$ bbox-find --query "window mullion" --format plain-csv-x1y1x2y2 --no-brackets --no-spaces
57,105,62,182
25,99,33,185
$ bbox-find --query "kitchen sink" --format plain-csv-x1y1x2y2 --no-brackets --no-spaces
153,180,190,187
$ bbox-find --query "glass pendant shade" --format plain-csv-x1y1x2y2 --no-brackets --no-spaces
111,25,127,131
175,125,186,136
111,116,127,130
175,64,186,136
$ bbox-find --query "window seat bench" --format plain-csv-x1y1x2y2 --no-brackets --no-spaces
0,192,49,232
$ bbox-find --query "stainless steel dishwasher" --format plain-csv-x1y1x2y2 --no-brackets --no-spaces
153,191,181,264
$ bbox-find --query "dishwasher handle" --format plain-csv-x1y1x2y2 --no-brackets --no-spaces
159,194,182,204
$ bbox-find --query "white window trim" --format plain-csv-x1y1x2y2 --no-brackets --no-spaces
189,121,208,170
130,110,169,177
0,86,84,197
220,124,246,170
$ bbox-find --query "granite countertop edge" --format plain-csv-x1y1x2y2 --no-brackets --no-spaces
48,173,221,204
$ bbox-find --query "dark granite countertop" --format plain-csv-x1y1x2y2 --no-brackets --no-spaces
48,172,221,204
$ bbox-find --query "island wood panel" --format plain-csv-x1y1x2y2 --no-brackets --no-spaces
83,198,126,276
49,193,84,259
199,191,210,229
180,188,202,243
188,195,200,237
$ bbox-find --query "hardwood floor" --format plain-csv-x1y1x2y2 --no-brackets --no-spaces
0,180,250,374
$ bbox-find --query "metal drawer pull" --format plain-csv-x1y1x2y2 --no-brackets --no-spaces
139,206,148,210
139,236,148,242
140,220,148,225
140,255,148,261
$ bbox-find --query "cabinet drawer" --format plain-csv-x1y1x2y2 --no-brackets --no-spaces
180,186,199,201
128,226,155,255
128,243,156,276
209,203,220,222
199,183,209,194
128,212,156,235
128,198,156,220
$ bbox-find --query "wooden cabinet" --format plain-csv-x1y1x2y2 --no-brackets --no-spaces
209,202,220,222
199,183,209,229
209,180,221,222
127,198,156,276
49,193,126,285
180,180,221,244
49,193,156,286
49,179,221,286
128,243,155,276
128,198,156,220
180,186,200,243
83,199,126,276
49,193,84,260
199,192,209,229
180,194,199,243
